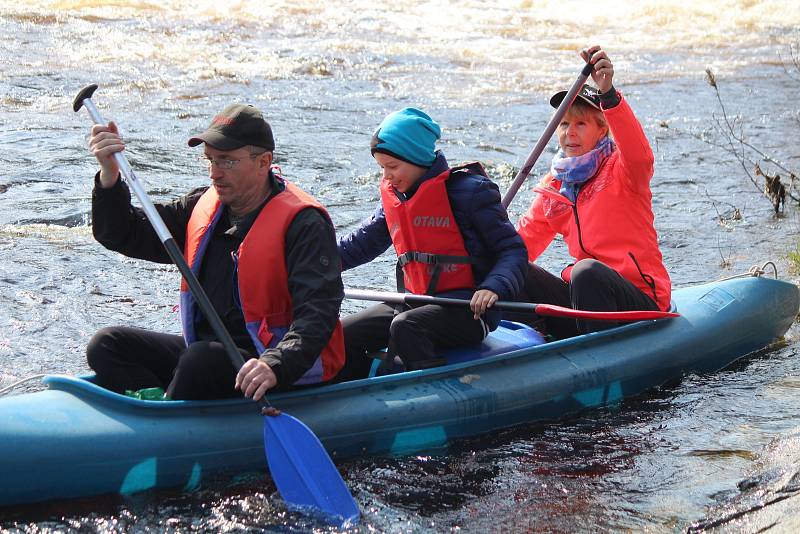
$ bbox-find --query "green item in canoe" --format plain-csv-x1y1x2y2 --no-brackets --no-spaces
123,387,167,401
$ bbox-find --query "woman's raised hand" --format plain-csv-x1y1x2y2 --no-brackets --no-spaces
581,46,614,94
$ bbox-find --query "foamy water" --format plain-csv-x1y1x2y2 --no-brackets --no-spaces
5,0,800,106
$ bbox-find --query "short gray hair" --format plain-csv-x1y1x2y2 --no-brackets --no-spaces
247,145,270,155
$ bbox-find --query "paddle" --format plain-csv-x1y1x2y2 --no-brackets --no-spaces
501,58,595,208
344,289,678,322
73,85,359,526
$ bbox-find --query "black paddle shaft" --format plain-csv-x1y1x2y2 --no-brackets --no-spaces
162,238,248,374
344,288,679,321
73,85,271,409
501,60,594,208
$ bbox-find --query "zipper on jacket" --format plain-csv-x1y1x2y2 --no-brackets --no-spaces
231,250,242,311
571,199,598,261
628,251,658,305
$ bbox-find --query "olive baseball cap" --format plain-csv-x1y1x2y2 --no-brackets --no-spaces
188,104,275,151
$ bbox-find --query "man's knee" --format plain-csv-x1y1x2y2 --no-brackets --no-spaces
175,342,215,376
86,327,123,370
169,342,234,399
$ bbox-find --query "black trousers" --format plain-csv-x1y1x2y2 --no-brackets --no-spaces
335,302,487,381
511,259,660,339
86,326,258,400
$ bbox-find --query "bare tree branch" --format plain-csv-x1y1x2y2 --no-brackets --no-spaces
701,68,799,210
780,41,800,82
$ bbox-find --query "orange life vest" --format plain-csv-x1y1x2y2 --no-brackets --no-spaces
180,181,345,384
381,165,478,295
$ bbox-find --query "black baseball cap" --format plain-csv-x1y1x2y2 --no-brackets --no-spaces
188,104,275,151
549,84,601,110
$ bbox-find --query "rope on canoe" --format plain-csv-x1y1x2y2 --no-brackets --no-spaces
0,374,48,396
716,261,778,282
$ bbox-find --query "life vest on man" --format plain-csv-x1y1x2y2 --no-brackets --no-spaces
180,179,345,385
381,163,483,295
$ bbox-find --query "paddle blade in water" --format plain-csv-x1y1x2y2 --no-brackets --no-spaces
263,413,359,527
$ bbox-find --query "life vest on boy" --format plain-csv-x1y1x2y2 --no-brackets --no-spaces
381,163,483,295
180,179,345,385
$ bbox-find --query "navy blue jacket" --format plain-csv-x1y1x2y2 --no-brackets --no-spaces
338,152,528,330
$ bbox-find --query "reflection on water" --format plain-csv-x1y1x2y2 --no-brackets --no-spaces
1,0,800,531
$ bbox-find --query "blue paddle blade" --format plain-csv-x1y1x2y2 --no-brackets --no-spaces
263,413,360,527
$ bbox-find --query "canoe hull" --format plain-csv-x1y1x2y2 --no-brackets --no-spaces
1,276,797,507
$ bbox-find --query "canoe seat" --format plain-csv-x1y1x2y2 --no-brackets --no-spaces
369,320,546,377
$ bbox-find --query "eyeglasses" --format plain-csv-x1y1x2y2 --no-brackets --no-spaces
200,153,262,170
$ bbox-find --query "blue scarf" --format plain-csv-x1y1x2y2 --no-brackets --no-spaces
550,136,615,202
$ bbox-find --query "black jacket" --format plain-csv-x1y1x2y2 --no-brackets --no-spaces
91,171,343,387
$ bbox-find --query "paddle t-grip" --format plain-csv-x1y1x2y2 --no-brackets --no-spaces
580,49,596,76
72,84,98,112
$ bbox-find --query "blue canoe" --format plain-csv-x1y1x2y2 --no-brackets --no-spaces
0,275,797,507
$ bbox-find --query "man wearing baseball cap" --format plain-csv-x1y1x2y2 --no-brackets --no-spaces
85,103,345,400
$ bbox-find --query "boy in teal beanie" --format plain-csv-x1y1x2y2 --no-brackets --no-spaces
335,107,528,379
370,107,441,167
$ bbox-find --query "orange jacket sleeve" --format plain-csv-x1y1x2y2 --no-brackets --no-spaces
602,94,654,193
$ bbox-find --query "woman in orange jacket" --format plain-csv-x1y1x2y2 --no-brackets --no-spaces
516,46,671,338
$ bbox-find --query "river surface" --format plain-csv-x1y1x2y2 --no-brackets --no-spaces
1,1,800,532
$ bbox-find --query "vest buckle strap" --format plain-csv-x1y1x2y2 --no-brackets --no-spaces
397,251,439,267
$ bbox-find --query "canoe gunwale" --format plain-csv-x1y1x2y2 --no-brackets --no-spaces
42,315,668,410
38,276,798,415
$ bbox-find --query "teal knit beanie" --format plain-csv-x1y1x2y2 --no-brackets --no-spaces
370,108,441,167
